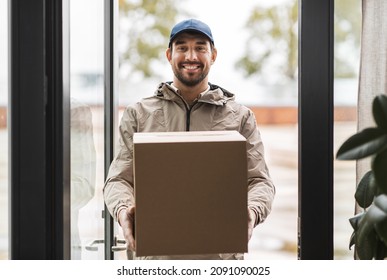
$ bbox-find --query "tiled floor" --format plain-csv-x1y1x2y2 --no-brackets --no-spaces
246,122,357,260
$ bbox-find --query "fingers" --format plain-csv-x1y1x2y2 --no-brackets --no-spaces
247,208,255,226
248,227,253,241
126,233,135,252
127,206,136,251
119,206,136,251
128,206,135,216
247,208,256,241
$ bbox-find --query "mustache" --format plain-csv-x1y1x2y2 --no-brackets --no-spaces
179,62,204,67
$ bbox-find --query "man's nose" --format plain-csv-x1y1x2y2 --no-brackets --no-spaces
185,49,198,61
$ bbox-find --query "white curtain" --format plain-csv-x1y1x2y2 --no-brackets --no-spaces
356,0,387,212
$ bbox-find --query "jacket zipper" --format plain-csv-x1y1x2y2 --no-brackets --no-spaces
184,102,200,131
185,104,192,131
170,88,199,131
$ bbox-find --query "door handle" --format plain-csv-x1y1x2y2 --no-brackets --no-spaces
111,237,127,252
85,239,104,251
85,236,127,252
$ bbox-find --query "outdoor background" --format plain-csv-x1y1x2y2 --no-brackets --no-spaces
0,0,360,259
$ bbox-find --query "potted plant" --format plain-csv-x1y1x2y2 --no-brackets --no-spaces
336,94,387,260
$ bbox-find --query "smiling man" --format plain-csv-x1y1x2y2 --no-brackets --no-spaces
166,19,217,103
103,19,275,260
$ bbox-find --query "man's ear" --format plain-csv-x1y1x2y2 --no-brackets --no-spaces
165,48,172,63
211,47,218,64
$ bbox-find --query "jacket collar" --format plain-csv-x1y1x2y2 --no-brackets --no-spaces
154,82,235,106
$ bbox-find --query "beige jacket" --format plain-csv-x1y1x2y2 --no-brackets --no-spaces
103,82,275,260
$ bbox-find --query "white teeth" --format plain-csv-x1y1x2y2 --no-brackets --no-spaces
184,65,199,70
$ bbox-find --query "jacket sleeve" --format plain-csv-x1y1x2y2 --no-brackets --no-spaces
103,106,137,221
241,108,276,227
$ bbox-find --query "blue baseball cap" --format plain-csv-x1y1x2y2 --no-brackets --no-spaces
169,19,214,47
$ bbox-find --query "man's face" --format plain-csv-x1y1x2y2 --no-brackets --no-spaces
166,32,217,88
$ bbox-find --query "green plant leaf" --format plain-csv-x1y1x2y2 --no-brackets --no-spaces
349,231,356,249
348,214,364,250
373,195,387,251
349,212,364,231
366,204,387,224
373,94,387,132
356,217,377,259
355,171,375,208
355,197,387,259
369,175,382,197
373,239,387,260
374,194,387,213
336,128,387,160
375,220,387,247
372,149,387,194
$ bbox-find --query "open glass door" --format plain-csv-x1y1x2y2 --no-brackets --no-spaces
69,0,105,259
69,0,124,260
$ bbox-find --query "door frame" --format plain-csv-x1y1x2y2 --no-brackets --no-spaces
9,0,335,259
9,0,71,259
104,0,118,260
298,0,334,260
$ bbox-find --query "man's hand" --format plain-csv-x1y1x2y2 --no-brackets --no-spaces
118,206,136,251
247,208,256,241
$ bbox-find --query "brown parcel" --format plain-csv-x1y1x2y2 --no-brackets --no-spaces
133,130,248,257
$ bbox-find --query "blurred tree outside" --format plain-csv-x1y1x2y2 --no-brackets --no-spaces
235,1,297,84
236,0,361,84
334,0,362,78
119,0,188,81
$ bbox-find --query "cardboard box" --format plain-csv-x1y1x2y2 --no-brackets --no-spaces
133,130,248,257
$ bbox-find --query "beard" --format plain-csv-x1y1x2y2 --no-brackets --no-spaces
173,64,209,87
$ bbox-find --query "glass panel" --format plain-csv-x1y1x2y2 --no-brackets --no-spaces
202,0,298,260
333,0,361,260
0,0,9,260
117,0,298,259
70,0,105,259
